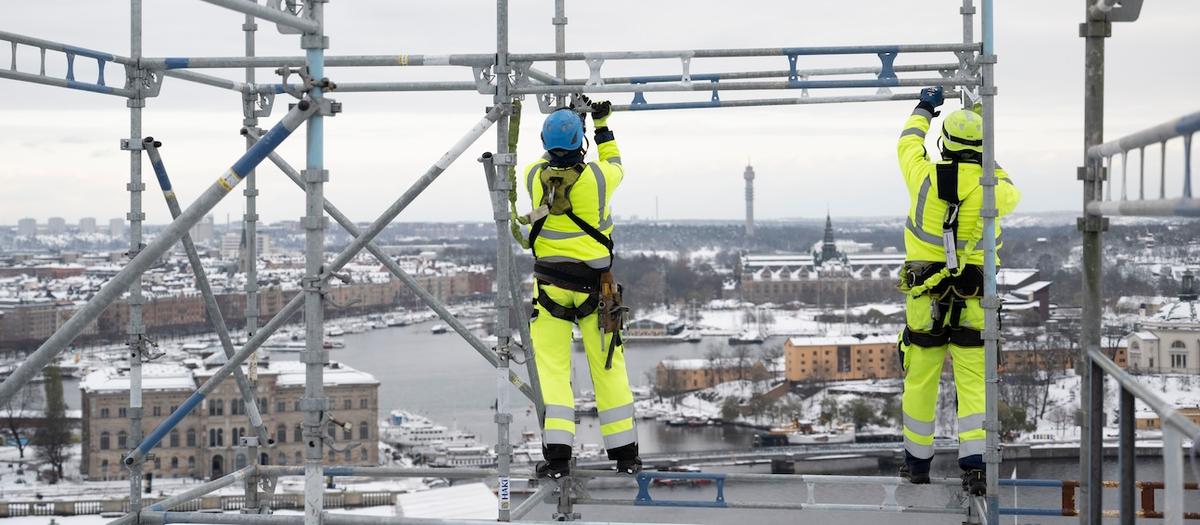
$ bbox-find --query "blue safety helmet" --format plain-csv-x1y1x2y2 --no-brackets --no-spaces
541,109,584,152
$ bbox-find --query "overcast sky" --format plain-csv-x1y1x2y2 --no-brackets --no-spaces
1,1,1196,226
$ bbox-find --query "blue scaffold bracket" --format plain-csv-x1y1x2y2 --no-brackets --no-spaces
710,80,719,103
630,80,648,107
634,471,727,508
97,58,107,87
65,52,76,82
877,51,898,81
786,53,800,88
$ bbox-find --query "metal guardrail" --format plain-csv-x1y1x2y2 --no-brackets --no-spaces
1079,5,1198,523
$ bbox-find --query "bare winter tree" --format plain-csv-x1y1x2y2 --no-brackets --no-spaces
704,344,726,385
732,344,753,382
1,383,42,459
34,365,70,482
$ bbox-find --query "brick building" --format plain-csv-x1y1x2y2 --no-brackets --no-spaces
656,358,770,393
80,360,379,481
784,335,900,383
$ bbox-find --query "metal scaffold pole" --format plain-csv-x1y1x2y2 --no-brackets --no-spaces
242,7,263,484
1079,0,1109,523
491,0,515,519
301,1,329,524
979,0,1001,522
127,0,145,514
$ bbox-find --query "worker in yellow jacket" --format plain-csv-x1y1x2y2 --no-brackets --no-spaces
523,97,640,479
896,86,1020,496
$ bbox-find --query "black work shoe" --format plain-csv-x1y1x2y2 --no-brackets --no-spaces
962,468,986,496
899,464,930,484
536,460,570,480
616,457,642,475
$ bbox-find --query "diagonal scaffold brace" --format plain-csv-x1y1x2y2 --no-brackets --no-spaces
122,106,506,467
142,137,274,450
0,99,317,409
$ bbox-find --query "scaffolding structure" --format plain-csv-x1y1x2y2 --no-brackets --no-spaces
1076,2,1200,525
0,0,1029,523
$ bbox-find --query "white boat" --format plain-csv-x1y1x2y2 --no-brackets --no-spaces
326,326,345,337
728,329,765,345
785,424,856,445
431,445,497,468
430,324,449,335
381,410,450,448
512,431,544,464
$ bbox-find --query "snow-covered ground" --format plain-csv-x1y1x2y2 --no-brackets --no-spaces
639,370,1200,443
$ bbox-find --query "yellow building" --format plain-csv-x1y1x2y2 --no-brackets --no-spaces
784,335,899,382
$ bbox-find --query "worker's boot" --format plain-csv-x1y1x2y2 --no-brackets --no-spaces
608,443,641,475
962,468,986,496
616,457,642,475
899,463,930,484
535,460,570,480
538,444,573,480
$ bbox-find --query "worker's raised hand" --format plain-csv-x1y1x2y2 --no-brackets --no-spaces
590,99,612,127
919,87,944,108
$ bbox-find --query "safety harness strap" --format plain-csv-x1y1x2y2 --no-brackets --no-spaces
535,281,598,322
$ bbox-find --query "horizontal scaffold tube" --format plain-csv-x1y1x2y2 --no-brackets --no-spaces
258,466,521,479
525,62,964,86
105,466,256,525
0,29,133,65
577,498,968,514
141,54,494,70
612,91,960,112
140,511,687,525
574,469,963,486
123,107,503,465
0,68,137,97
513,77,977,96
1086,197,1200,217
0,100,316,409
246,129,537,404
1087,110,1200,159
510,42,979,62
1087,347,1200,437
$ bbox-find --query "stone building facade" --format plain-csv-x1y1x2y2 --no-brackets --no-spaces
80,361,379,481
784,335,900,382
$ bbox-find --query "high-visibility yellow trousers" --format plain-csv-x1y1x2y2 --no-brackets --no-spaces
900,294,986,473
530,283,637,458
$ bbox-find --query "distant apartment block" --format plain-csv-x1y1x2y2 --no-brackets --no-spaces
79,217,98,235
17,218,37,237
784,335,900,383
656,358,770,393
80,360,380,480
47,217,66,235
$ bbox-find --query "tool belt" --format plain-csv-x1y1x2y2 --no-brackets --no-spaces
899,261,985,348
533,260,627,369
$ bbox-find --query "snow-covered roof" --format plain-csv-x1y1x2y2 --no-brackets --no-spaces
1013,281,1052,296
269,361,379,387
81,363,196,393
1129,331,1159,341
396,482,497,520
1146,300,1200,325
996,268,1039,287
786,334,896,347
659,357,766,371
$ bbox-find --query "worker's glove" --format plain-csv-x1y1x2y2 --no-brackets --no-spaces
590,99,613,128
917,86,944,117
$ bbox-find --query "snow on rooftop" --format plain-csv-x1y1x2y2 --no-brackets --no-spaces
1147,299,1200,325
996,268,1039,287
396,482,497,520
80,363,195,393
786,334,896,346
270,360,380,387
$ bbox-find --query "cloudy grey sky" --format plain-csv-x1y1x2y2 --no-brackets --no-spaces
1,1,1196,226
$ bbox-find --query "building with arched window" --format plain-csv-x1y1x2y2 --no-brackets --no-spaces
1126,274,1200,373
80,360,379,481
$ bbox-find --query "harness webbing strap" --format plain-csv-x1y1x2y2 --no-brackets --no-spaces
535,281,598,322
526,163,615,269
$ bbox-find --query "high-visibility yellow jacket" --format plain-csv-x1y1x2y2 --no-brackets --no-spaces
898,108,1021,265
524,135,624,269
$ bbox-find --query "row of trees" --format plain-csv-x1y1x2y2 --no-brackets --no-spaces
1,365,71,482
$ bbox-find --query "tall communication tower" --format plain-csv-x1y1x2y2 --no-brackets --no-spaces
743,163,755,237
